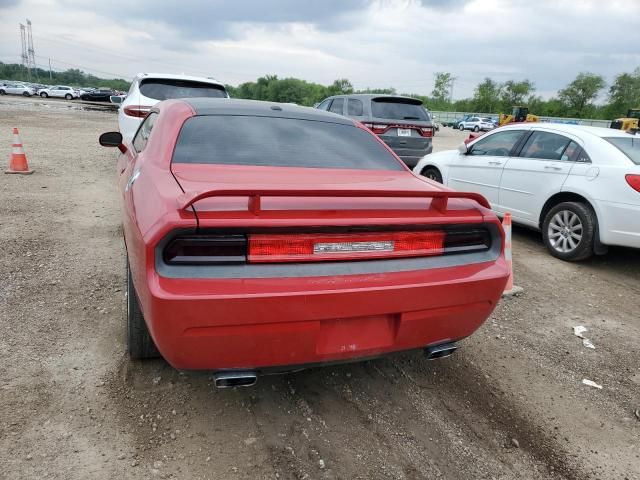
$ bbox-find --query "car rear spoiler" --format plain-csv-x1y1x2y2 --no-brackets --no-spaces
177,188,490,214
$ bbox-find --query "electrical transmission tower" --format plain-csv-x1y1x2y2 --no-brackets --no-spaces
20,23,29,79
26,19,38,80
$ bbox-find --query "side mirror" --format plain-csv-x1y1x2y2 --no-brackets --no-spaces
457,142,469,155
110,95,123,105
99,131,127,153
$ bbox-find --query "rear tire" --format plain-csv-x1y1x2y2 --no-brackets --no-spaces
65,93,72,100
458,124,465,131
40,92,48,98
22,91,30,97
421,166,443,183
473,125,480,132
0,89,6,95
542,202,595,261
127,260,160,359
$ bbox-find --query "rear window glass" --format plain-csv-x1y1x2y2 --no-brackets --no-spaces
371,98,428,121
139,79,227,101
172,115,404,171
605,137,640,165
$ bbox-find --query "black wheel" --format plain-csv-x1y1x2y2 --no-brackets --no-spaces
65,93,72,100
126,260,160,359
40,92,48,98
473,125,480,132
421,166,443,183
458,124,465,131
22,91,30,97
0,89,6,95
542,202,595,261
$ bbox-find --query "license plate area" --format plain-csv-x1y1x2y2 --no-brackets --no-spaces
397,128,412,137
316,314,398,355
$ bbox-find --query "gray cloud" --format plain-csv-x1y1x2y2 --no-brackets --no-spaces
62,0,370,40
0,0,20,8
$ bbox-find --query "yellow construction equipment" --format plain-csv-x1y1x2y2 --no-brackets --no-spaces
498,106,539,126
610,108,640,133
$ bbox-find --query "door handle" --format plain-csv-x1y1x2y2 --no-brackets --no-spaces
488,161,503,165
544,165,562,171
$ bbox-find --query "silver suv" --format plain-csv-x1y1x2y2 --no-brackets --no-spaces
316,94,433,167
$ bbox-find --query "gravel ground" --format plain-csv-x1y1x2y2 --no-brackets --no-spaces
1,95,639,480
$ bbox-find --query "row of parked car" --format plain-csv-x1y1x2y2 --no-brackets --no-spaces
443,114,498,131
0,80,124,101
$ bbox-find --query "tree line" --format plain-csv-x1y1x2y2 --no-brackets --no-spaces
423,70,640,120
2,61,639,120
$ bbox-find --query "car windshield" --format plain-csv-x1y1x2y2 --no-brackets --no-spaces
605,137,640,165
140,79,227,101
371,98,428,121
172,115,404,171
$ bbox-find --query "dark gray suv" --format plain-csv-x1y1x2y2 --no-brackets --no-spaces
316,94,433,167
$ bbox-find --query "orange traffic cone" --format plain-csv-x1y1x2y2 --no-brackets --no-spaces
5,128,34,175
502,212,522,296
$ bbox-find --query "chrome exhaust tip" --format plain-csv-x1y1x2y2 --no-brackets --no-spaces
424,342,457,360
213,371,258,389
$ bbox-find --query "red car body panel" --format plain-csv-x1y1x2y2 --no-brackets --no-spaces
115,99,509,372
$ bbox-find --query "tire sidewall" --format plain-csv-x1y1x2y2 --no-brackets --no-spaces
542,202,595,261
65,94,72,100
422,167,443,183
40,92,48,98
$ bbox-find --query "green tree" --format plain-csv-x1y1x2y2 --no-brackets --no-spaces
327,78,354,96
472,78,501,113
606,67,640,118
431,72,454,108
558,72,605,117
500,80,534,108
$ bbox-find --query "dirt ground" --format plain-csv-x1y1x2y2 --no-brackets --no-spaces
1,96,639,480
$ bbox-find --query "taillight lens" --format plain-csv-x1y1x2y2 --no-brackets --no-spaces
419,127,433,137
123,105,152,118
163,229,492,265
362,122,389,134
248,231,445,263
163,236,246,265
626,174,640,192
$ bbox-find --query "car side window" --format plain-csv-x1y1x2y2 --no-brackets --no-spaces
561,141,581,162
575,147,591,163
469,130,524,157
317,99,332,111
347,98,364,116
329,98,344,114
519,131,572,161
132,112,158,153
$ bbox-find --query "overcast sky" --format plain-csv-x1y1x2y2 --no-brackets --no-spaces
1,0,639,99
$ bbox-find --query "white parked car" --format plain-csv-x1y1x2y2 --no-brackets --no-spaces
0,83,36,96
118,73,229,142
459,116,495,132
414,124,640,260
39,85,79,99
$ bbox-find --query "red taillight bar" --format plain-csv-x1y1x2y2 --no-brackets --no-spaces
362,122,433,137
177,188,491,213
248,231,445,263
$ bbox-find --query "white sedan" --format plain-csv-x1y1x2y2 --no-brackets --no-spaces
0,83,36,96
459,116,495,132
414,124,640,260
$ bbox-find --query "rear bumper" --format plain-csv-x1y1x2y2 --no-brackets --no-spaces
142,259,509,371
597,199,640,248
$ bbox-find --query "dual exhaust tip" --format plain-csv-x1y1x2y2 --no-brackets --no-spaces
212,342,457,389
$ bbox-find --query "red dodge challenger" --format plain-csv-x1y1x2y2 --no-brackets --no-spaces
99,98,509,387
